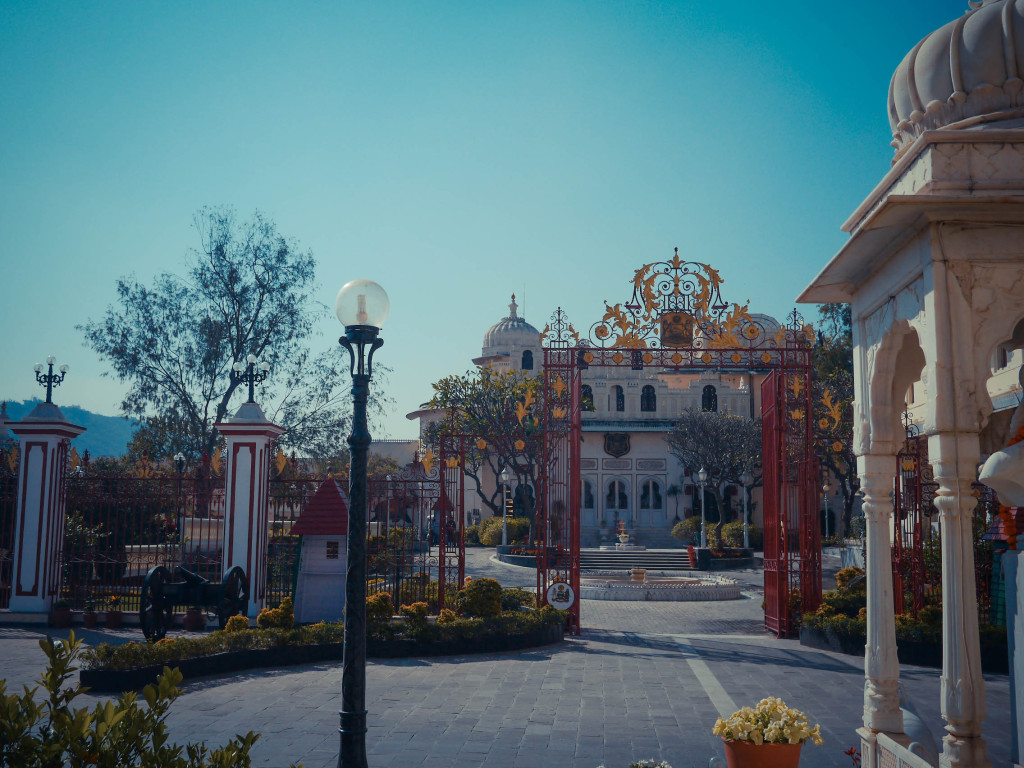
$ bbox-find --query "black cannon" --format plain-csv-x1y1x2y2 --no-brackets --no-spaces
139,565,248,641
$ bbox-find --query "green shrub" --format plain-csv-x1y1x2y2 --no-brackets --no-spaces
454,577,502,618
501,587,536,611
671,517,700,542
505,517,531,544
437,608,457,624
720,521,762,549
399,602,429,624
465,524,481,545
835,567,865,590
224,615,249,632
1,633,273,767
256,596,294,630
366,592,394,626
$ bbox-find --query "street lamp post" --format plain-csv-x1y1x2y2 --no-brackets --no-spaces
822,475,833,541
174,452,186,548
740,470,754,550
34,355,68,404
500,468,510,547
231,354,271,403
335,279,389,768
697,467,708,548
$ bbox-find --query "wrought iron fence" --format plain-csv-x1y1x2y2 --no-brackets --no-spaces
0,447,17,610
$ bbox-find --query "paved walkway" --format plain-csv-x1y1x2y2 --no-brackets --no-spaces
0,550,1012,768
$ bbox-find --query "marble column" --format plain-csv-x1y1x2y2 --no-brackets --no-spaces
8,402,85,613
215,402,285,619
858,453,904,734
929,432,989,768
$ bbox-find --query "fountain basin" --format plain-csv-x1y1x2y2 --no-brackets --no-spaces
580,571,742,601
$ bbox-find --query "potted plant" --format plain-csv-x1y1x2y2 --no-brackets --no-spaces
82,595,98,629
104,595,123,629
713,697,824,768
49,599,73,628
184,605,206,632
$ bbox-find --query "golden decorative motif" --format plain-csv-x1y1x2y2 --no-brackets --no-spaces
552,376,566,399
583,351,594,364
788,376,804,399
744,325,760,339
211,447,223,476
900,456,917,472
760,352,772,364
274,448,288,475
476,438,487,451
818,418,830,430
553,407,567,419
136,457,153,479
821,389,842,429
421,448,435,475
731,352,742,364
789,408,805,421
642,352,654,364
6,448,18,473
671,352,683,364
612,352,624,364
514,390,536,425
445,456,460,469
514,439,526,451
832,440,844,454
69,447,80,470
701,352,712,363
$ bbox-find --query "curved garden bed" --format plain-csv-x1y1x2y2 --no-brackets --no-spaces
81,623,563,692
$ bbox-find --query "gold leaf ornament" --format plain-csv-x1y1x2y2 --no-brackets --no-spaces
69,447,80,470
421,448,435,475
211,447,223,475
274,448,288,475
552,376,566,399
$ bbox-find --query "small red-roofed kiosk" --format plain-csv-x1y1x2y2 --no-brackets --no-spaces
215,401,285,618
292,477,349,623
8,401,85,613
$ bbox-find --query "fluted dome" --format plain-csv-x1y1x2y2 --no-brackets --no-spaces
482,295,540,354
889,0,1024,155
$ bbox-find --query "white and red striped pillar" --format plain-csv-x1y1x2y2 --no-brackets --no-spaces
215,402,284,618
8,403,85,613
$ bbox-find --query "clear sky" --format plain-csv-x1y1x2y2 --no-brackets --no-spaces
0,1,968,439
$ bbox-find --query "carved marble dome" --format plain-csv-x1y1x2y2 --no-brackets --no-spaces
889,0,1024,156
481,295,541,355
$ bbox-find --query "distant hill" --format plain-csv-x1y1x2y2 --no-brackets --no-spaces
1,399,138,458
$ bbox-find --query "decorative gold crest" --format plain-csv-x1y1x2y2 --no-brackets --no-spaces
445,456,460,469
603,433,630,458
552,376,566,399
553,407,567,419
211,447,223,475
661,312,693,346
421,448,435,476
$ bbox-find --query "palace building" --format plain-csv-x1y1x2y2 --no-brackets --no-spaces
408,294,775,547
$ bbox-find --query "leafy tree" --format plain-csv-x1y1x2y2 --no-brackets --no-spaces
812,303,858,535
666,408,761,541
425,367,544,535
80,207,389,462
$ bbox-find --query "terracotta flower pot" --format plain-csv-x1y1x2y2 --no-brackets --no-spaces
184,608,206,632
104,610,123,629
723,740,803,768
49,606,73,628
82,611,99,629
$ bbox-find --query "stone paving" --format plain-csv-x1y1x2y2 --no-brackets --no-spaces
0,548,1012,768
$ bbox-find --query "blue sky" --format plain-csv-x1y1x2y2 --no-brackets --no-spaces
0,1,967,439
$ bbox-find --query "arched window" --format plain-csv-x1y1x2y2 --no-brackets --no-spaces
582,479,595,509
581,384,595,412
605,479,629,510
702,385,718,412
641,385,656,412
612,385,625,412
640,479,663,510
521,350,534,370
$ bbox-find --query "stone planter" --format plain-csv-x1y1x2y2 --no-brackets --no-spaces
183,608,206,632
49,605,73,628
104,610,123,629
82,611,99,629
723,740,802,768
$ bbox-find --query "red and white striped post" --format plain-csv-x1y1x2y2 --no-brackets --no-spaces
215,401,284,618
8,402,85,613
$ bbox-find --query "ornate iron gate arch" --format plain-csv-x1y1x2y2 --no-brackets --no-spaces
540,250,820,636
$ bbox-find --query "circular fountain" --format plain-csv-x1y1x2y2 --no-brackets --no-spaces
579,570,742,601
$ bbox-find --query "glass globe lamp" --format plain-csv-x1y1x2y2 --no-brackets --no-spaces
335,279,390,329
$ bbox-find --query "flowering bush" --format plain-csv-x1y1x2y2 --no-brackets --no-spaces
712,697,824,746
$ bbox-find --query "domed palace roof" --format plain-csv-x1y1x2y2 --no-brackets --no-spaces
482,295,541,355
889,0,1024,156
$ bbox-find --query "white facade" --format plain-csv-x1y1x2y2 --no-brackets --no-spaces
293,534,347,624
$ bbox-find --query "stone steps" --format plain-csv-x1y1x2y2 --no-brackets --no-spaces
579,549,692,571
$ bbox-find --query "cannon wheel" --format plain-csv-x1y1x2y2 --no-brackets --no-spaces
217,566,249,629
140,565,174,641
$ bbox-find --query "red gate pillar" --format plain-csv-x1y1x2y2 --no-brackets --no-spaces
8,403,85,613
215,402,284,618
